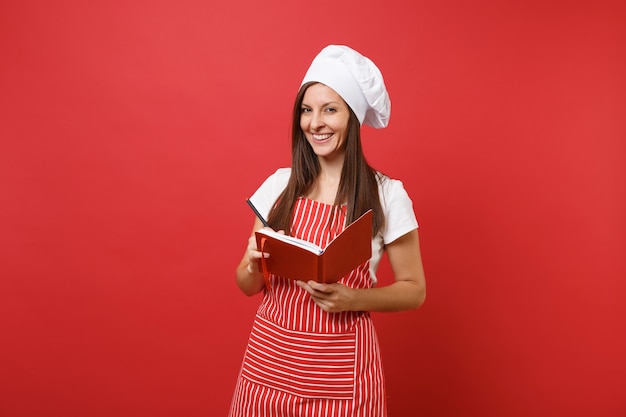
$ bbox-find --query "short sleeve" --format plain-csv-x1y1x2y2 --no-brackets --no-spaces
248,168,291,219
379,177,418,244
369,175,419,283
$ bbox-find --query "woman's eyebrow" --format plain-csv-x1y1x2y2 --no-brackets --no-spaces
301,101,342,107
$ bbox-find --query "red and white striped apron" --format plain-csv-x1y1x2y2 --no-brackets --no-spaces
230,198,387,417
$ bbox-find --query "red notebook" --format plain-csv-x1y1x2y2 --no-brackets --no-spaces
255,210,373,283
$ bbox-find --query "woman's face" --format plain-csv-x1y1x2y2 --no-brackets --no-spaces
300,83,350,160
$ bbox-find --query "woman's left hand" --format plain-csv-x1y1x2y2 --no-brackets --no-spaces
297,280,356,313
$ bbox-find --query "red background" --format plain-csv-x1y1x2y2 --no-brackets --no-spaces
1,1,625,416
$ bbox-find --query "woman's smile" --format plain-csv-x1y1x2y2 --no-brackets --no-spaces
312,133,334,142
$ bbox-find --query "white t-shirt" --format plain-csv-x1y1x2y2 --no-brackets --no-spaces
249,168,418,284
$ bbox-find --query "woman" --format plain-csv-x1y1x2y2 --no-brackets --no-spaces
230,45,426,417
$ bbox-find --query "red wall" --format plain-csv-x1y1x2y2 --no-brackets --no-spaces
1,1,625,416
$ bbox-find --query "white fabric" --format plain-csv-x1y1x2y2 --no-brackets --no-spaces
248,168,418,284
301,45,391,129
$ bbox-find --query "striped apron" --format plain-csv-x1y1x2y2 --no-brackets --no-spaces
229,198,387,417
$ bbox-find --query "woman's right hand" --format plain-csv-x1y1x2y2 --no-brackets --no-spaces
236,218,283,296
245,232,268,274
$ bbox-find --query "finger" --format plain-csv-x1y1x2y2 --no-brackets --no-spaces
296,280,313,293
249,250,269,259
306,280,333,294
297,281,325,300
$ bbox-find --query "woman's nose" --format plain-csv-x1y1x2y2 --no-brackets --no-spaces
310,111,325,129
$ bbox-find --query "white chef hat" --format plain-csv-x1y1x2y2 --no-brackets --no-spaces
300,45,391,129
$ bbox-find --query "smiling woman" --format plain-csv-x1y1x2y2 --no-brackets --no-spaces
300,83,351,164
2,1,624,416
230,45,426,417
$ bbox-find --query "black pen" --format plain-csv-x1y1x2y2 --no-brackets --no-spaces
246,198,270,227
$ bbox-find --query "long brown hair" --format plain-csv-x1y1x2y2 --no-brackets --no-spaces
267,82,384,237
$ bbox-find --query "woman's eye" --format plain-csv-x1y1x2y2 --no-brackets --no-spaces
301,107,311,113
325,107,336,113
